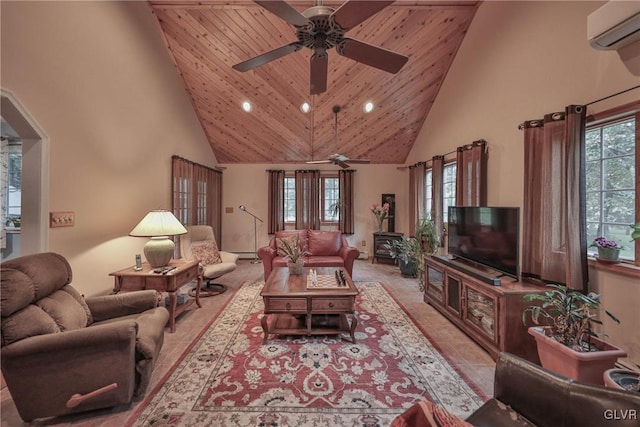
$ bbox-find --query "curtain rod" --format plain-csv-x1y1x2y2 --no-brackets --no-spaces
586,84,640,106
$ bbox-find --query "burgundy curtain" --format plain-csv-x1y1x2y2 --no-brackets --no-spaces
521,105,587,291
431,156,444,246
456,139,487,206
338,169,355,234
409,162,427,236
172,155,223,250
267,170,285,234
295,169,320,230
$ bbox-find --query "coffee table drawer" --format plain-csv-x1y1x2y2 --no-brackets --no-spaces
312,298,353,312
265,298,307,312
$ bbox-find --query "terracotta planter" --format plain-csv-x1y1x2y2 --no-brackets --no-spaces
603,369,640,392
528,326,627,385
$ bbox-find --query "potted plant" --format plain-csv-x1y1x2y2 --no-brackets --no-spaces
384,237,420,277
416,216,439,256
631,222,640,241
277,234,308,275
590,236,623,263
603,365,640,393
522,284,626,385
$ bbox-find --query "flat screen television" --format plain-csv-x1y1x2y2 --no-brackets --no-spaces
447,206,520,279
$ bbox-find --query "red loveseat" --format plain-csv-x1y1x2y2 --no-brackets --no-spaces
257,229,359,280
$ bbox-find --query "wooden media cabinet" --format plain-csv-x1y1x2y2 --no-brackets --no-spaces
424,255,544,362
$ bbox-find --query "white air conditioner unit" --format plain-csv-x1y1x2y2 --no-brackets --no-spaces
588,1,640,50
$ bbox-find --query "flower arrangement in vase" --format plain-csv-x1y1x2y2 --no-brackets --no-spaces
590,236,623,263
371,202,390,232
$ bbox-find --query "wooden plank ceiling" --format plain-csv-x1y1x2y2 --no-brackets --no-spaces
148,1,478,165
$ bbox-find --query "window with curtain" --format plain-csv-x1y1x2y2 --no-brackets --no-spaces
443,162,457,223
268,169,354,234
284,176,296,223
585,101,639,265
321,175,339,223
521,105,587,291
456,139,487,207
171,156,223,244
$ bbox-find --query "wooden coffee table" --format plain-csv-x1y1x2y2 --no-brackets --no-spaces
260,267,359,343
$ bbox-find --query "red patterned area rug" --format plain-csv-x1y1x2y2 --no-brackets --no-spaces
126,281,485,427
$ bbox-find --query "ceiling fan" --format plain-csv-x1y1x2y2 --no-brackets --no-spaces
306,105,370,168
232,0,409,95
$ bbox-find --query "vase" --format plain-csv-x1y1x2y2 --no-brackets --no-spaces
597,247,620,263
288,260,304,275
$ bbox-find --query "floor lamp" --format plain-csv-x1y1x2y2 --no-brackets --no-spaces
239,205,263,264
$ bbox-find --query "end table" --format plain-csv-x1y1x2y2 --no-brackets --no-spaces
109,258,202,332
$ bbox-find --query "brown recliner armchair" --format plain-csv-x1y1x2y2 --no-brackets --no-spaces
1,252,170,422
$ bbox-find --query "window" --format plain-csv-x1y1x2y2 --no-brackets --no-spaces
282,174,340,224
6,144,21,227
284,176,296,223
443,162,457,223
425,169,433,217
586,107,638,264
321,176,339,223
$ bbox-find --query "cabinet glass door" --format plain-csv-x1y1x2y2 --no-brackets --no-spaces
425,262,445,304
464,285,498,343
445,274,462,316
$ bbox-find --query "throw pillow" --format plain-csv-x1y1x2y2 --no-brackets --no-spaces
191,241,222,265
392,400,473,427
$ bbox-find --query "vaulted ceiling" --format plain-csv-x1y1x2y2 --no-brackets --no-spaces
148,1,478,165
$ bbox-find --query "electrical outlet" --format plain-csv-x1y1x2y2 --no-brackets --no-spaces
50,211,75,228
361,240,366,246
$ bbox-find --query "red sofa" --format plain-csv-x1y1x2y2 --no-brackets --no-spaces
257,229,359,280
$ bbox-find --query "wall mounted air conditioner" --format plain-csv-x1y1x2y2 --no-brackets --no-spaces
588,1,640,50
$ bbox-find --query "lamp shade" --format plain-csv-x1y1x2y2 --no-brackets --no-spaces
129,210,187,237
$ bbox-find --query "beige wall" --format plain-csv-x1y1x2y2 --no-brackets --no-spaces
221,163,408,257
1,1,216,295
406,1,640,362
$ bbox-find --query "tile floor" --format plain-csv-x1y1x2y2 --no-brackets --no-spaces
1,259,496,426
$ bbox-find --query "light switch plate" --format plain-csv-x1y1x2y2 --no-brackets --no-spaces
50,211,75,228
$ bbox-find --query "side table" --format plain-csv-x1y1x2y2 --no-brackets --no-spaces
109,259,202,332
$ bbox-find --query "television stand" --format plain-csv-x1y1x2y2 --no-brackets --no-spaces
423,255,545,362
433,255,503,286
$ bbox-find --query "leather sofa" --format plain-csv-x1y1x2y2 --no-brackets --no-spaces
1,252,170,421
258,229,359,280
393,352,640,427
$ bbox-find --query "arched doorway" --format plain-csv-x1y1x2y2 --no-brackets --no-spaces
1,89,49,259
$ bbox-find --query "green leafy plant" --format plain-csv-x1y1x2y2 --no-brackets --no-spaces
276,234,308,264
385,237,420,265
415,216,439,255
522,284,620,351
631,222,640,241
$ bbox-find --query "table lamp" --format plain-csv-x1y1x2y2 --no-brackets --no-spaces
129,210,187,268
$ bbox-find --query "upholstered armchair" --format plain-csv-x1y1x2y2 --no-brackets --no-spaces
0,252,169,422
180,225,239,296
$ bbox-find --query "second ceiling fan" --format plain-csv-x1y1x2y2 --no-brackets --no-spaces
233,0,409,95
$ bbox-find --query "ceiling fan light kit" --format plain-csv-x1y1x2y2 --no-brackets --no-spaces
233,0,409,95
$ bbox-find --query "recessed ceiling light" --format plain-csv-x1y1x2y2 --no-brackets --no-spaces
242,101,253,113
300,102,311,114
363,101,375,113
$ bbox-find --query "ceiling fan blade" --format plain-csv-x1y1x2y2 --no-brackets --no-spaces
345,159,371,164
254,0,310,27
310,53,328,95
306,160,332,164
233,42,302,72
337,38,408,74
337,161,351,169
331,0,395,31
